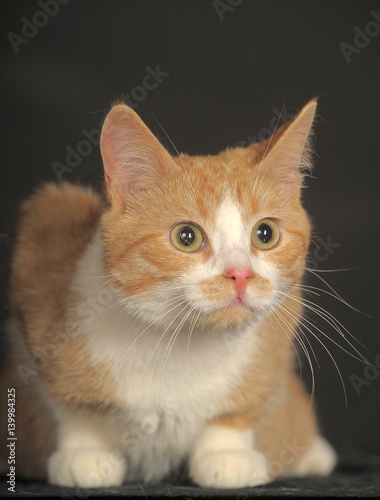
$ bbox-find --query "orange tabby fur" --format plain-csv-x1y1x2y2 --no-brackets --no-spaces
0,99,336,488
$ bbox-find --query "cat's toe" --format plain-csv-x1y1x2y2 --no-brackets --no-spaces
292,436,337,476
190,449,269,489
47,449,127,487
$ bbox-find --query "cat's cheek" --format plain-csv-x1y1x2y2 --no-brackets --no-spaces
288,254,307,280
266,234,309,281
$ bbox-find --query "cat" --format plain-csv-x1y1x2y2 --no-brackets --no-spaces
0,99,337,489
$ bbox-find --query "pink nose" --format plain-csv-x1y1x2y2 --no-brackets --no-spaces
224,267,253,299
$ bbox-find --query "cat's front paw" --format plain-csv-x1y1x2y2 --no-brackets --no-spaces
190,449,269,489
48,449,127,488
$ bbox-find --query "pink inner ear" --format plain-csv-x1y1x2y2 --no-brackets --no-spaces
101,127,122,193
262,100,317,186
100,104,173,200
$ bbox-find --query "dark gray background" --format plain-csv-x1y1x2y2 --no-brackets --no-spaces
0,0,379,457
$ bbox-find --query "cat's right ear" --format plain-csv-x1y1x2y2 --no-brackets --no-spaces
254,99,317,188
100,103,173,203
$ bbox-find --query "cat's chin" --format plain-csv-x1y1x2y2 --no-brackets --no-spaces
198,302,256,332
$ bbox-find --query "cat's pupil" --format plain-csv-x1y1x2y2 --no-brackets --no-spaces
256,223,272,244
180,227,195,246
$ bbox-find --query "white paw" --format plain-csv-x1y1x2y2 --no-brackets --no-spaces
190,449,269,489
293,436,337,476
48,449,127,488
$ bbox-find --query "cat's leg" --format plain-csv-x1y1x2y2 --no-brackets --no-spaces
291,435,337,477
254,370,337,480
189,423,269,488
280,372,337,478
47,409,127,488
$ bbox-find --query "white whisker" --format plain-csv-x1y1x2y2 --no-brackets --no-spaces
271,298,315,408
160,303,194,376
187,306,201,358
143,300,189,374
275,296,348,407
278,290,367,364
117,296,187,375
305,265,364,273
306,268,371,317
288,283,367,348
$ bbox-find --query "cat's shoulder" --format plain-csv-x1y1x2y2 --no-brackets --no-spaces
18,182,102,231
11,182,102,292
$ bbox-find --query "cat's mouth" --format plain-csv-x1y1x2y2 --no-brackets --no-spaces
225,293,254,311
230,298,244,308
224,295,254,314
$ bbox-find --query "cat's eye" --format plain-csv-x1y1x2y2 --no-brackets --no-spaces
170,223,204,253
251,219,280,250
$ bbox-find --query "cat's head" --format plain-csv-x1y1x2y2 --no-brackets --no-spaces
100,101,316,332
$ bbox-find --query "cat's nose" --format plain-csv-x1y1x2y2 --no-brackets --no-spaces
224,267,253,299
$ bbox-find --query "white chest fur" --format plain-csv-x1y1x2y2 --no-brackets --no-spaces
69,229,262,481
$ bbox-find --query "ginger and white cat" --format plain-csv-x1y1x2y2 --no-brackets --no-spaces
0,99,336,488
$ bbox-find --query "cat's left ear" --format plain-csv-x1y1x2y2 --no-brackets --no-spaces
100,103,173,203
258,99,317,187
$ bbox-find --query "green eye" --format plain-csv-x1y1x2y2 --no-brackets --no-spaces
170,223,204,253
252,218,280,250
